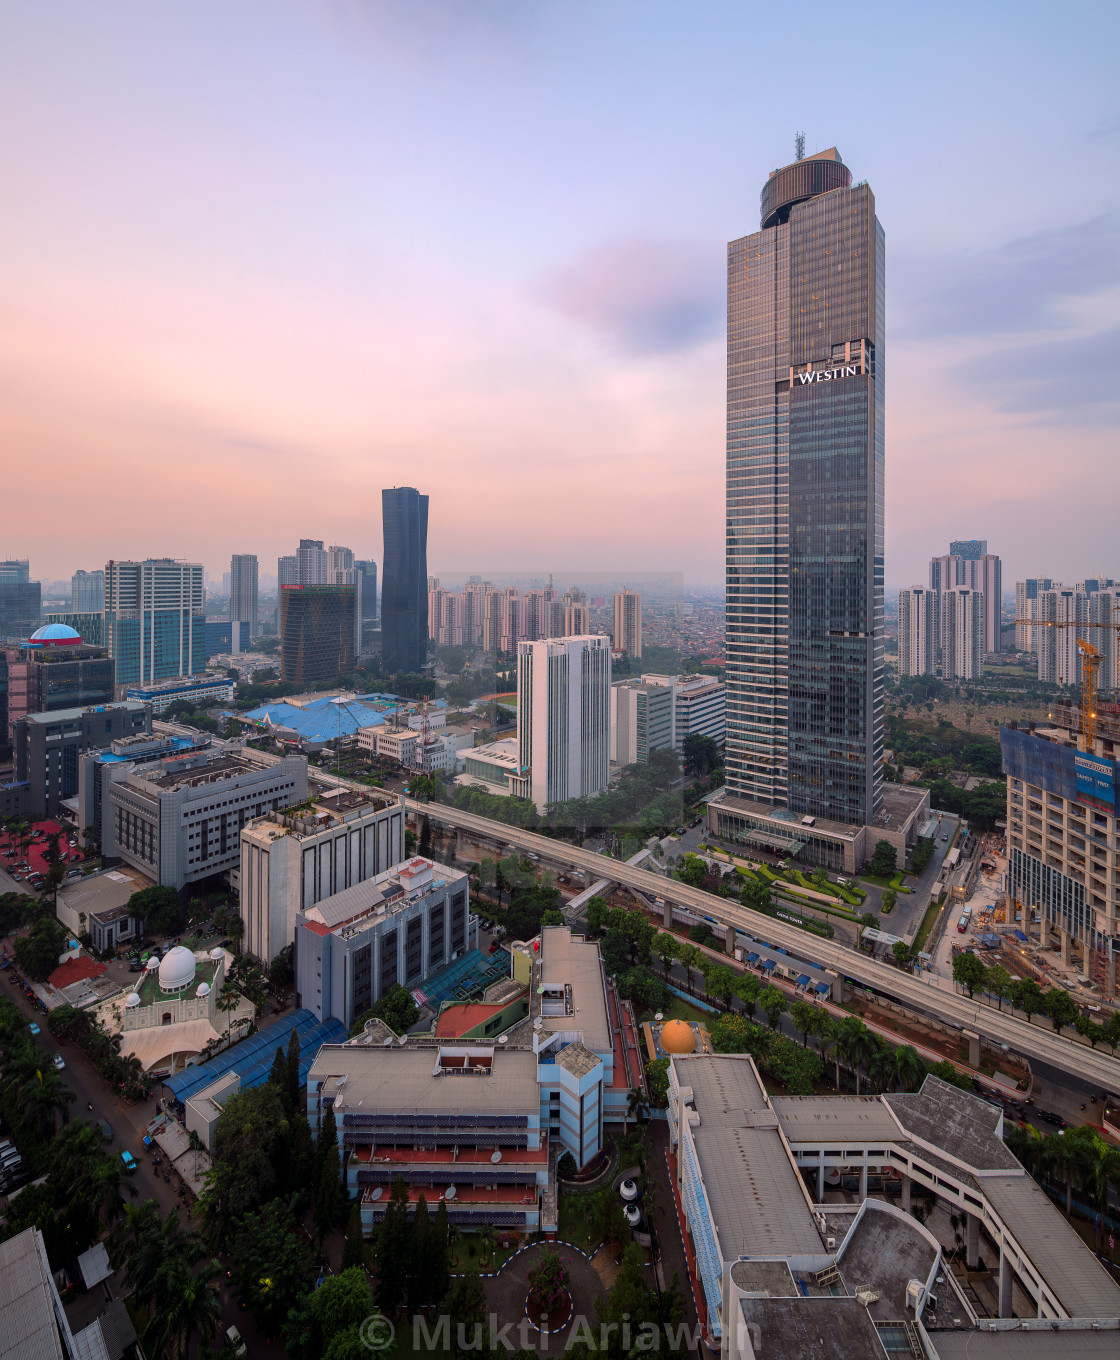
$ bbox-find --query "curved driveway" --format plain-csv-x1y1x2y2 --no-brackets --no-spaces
410,798,1120,1096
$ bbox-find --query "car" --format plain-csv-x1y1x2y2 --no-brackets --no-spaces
68,840,77,848
1037,1110,1066,1128
129,960,144,972
27,1022,40,1036
51,1054,65,1071
120,1150,138,1174
67,869,81,878
10,875,20,882
226,1325,247,1358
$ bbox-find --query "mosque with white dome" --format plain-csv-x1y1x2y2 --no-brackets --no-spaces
117,944,251,1074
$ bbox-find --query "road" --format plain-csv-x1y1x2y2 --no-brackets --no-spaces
409,798,1120,1095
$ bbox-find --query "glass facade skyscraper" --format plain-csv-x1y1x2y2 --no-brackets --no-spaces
724,148,884,828
381,487,428,675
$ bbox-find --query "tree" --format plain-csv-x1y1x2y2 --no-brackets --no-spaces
375,1176,410,1314
215,979,242,1042
707,964,737,1010
857,912,878,946
654,931,677,977
269,944,295,993
741,875,771,913
1043,987,1079,1035
444,1270,489,1357
867,839,897,876
734,972,760,1019
986,964,1013,1011
765,1035,822,1094
585,895,609,938
594,1188,630,1255
13,917,67,981
408,1193,433,1308
675,854,709,889
431,1197,451,1303
682,733,720,776
199,1084,290,1243
233,1199,316,1336
289,1268,380,1360
0,891,30,936
880,887,898,913
893,1045,926,1092
645,1058,670,1107
350,983,419,1037
126,884,185,935
790,999,819,1047
891,941,912,970
419,814,432,857
952,952,987,998
268,1045,293,1116
287,1026,303,1109
1010,976,1045,1022
759,983,786,1030
315,1104,346,1242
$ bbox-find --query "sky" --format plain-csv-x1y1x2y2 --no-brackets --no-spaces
1,0,1117,592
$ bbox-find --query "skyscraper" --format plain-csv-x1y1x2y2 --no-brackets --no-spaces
104,559,205,685
930,546,1001,656
949,539,987,560
70,569,105,614
297,539,327,585
0,560,41,642
279,584,356,684
897,587,935,677
613,590,642,660
1014,577,1053,651
278,555,298,587
230,554,258,639
381,488,429,675
720,147,884,828
516,635,611,812
939,586,984,680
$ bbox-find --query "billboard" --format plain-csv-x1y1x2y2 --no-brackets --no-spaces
1074,752,1116,812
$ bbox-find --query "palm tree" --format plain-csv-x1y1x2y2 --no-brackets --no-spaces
893,1045,926,1093
819,1019,844,1092
144,1253,223,1360
1082,1140,1120,1243
867,1041,897,1094
215,980,241,1042
838,1017,876,1096
22,1066,75,1140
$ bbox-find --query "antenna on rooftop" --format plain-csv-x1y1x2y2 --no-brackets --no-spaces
795,131,806,162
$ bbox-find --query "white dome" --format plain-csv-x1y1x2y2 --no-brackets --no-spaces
124,993,141,1008
196,982,211,998
144,956,160,971
209,947,225,962
158,946,197,992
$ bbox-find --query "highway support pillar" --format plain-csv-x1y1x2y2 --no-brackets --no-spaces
859,1163,868,1200
725,927,737,956
964,1030,981,1069
966,1213,980,1270
998,1242,1014,1317
1060,929,1071,966
663,900,673,930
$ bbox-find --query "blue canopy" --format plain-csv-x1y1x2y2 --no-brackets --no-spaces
814,981,830,995
746,952,760,966
795,974,811,988
762,958,777,972
1014,930,1028,942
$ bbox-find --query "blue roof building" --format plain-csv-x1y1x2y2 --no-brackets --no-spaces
243,691,438,744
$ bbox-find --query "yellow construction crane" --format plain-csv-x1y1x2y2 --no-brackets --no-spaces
1013,618,1101,752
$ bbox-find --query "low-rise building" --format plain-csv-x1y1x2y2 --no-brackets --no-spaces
118,945,244,1074
185,1071,241,1150
104,744,307,890
455,737,523,798
356,724,419,767
124,674,235,714
295,856,471,1030
306,926,646,1233
239,787,404,967
78,730,211,850
13,700,151,821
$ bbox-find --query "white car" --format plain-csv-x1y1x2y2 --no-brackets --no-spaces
226,1325,247,1358
51,1054,65,1071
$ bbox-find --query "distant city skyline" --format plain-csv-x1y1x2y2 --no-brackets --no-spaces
1,4,1115,591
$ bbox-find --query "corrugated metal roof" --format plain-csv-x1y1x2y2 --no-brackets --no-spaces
773,1094,904,1144
0,1228,65,1360
309,1045,539,1113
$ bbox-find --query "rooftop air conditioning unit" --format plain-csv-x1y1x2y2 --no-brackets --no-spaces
825,1236,836,1250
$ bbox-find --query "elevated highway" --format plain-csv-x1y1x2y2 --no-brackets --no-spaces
408,797,1120,1095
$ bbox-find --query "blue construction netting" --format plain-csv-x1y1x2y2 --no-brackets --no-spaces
412,948,511,1008
162,1008,347,1105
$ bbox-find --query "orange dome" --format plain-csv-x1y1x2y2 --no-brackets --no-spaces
659,1019,696,1055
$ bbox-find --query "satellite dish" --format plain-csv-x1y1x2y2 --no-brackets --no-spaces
445,1185,456,1200
370,1187,383,1201
654,1013,664,1022
498,1035,508,1044
491,1150,502,1164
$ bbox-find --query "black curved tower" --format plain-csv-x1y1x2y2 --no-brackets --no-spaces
381,487,429,676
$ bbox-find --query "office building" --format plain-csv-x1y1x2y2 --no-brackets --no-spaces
669,1057,1120,1350
897,587,936,678
203,617,252,658
306,926,644,1233
43,611,104,646
295,855,470,1029
124,674,236,713
280,584,356,685
610,678,674,766
229,554,258,639
5,624,114,734
104,558,205,686
517,634,611,812
14,700,151,821
642,673,726,750
613,589,642,658
278,554,299,587
104,742,307,889
381,487,428,674
239,786,404,966
0,559,40,642
499,588,522,653
715,147,889,847
455,736,523,798
78,729,211,850
1002,716,1120,995
949,538,987,559
355,559,378,652
1033,588,1084,685
70,568,105,613
939,585,984,680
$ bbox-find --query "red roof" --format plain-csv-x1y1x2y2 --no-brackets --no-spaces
435,1001,513,1038
302,921,332,937
49,956,107,989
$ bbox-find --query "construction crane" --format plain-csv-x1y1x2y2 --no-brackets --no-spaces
1013,618,1101,752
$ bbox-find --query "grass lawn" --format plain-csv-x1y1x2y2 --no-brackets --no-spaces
912,899,944,955
558,1192,604,1254
638,995,712,1025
